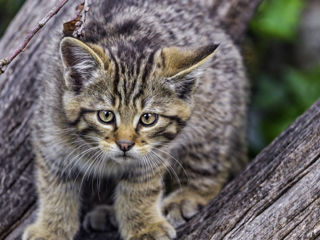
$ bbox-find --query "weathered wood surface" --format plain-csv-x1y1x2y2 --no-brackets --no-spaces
178,99,320,239
0,1,80,239
0,0,267,239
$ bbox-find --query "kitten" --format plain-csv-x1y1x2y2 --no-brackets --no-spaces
23,0,248,239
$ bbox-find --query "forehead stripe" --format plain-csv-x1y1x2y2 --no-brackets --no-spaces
107,48,122,105
132,49,157,108
120,62,128,101
142,49,157,86
127,55,144,103
127,77,137,104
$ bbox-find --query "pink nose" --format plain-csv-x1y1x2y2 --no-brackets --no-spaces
116,140,135,152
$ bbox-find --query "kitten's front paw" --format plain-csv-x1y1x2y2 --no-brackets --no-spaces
162,190,207,228
128,220,176,240
23,224,59,240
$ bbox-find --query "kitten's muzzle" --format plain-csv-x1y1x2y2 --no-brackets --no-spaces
116,140,135,152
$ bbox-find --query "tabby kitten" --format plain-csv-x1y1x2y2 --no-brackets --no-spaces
23,0,248,240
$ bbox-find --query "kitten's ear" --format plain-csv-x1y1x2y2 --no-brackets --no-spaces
160,44,219,99
60,37,105,92
160,44,219,78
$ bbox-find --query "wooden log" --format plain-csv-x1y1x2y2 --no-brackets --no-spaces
0,0,262,239
0,1,80,239
178,99,320,239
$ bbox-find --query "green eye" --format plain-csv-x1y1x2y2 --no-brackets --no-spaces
97,110,115,124
140,113,158,126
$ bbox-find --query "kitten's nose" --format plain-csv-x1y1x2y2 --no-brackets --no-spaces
116,140,135,152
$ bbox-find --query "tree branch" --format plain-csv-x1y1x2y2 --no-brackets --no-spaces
63,0,90,37
177,99,320,239
0,0,69,75
74,0,91,37
0,0,91,75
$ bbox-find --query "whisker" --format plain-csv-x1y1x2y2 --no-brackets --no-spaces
150,151,182,188
152,147,189,183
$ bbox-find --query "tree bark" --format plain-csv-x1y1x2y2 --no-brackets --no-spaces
0,1,81,239
178,99,320,239
0,0,264,239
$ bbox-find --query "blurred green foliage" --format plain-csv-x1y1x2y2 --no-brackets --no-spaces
251,0,304,41
0,0,319,159
0,0,25,37
247,0,320,157
250,67,320,151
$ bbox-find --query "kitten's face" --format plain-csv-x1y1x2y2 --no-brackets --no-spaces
60,37,217,165
62,63,191,164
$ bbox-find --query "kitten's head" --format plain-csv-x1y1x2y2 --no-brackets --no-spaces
59,37,217,165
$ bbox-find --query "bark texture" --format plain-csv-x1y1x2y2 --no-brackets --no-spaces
178,99,320,239
0,0,274,239
0,1,81,239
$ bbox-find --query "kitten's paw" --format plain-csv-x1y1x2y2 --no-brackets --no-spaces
22,224,59,240
83,204,117,232
128,221,176,240
162,190,207,228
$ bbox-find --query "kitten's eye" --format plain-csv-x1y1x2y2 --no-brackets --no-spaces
97,110,115,124
140,113,158,126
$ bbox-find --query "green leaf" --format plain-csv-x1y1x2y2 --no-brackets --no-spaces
250,0,305,41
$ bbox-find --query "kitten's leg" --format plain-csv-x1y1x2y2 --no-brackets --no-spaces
162,167,229,228
115,173,176,240
23,154,80,240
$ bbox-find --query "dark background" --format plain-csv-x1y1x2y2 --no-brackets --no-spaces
1,0,319,158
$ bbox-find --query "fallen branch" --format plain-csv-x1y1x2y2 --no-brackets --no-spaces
0,0,69,74
74,0,91,37
63,0,89,37
0,0,90,75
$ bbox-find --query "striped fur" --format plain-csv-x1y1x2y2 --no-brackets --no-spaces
23,1,248,240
